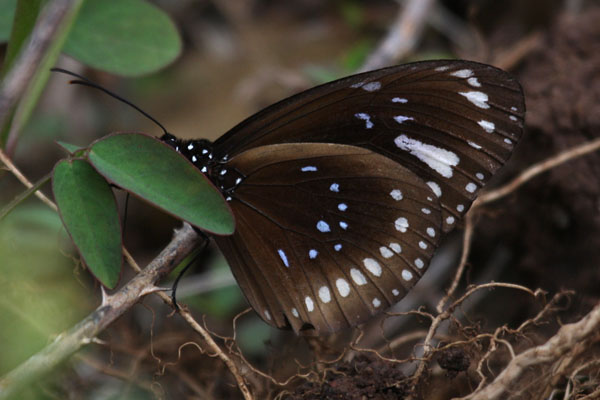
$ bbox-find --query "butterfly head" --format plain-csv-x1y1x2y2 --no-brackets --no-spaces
161,133,215,174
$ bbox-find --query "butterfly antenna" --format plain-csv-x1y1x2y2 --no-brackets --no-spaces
50,67,170,136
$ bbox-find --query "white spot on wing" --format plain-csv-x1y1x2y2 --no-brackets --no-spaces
317,220,330,232
510,115,518,121
395,217,409,232
334,243,342,251
264,310,271,320
435,65,450,71
402,270,413,281
390,189,403,201
394,115,414,124
419,241,427,249
361,81,381,91
392,288,401,295
309,249,318,259
476,172,485,180
338,203,348,211
468,77,481,87
350,268,367,285
305,296,314,312
459,91,490,109
339,221,348,230
355,113,373,129
318,286,331,303
301,166,317,172
511,106,518,111
278,249,289,267
451,69,473,78
478,120,495,133
415,258,424,269
468,141,482,150
336,278,350,297
372,298,381,308
392,97,408,103
187,143,194,150
291,308,299,318
466,182,477,193
389,243,402,254
363,258,382,277
394,134,460,178
421,208,431,215
330,183,339,192
427,181,442,197
457,204,465,212
379,246,394,258
504,138,513,144
427,227,436,237
446,216,455,225
192,155,198,162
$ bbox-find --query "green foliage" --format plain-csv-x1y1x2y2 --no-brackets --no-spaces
53,159,123,288
63,0,182,76
87,133,235,235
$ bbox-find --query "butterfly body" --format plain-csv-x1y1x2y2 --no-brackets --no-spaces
163,60,525,335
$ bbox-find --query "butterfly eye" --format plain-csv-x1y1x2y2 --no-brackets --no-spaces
169,60,525,334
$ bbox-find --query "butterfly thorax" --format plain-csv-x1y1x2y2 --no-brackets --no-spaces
160,133,244,198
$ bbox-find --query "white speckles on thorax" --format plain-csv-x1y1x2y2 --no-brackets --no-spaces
394,134,459,178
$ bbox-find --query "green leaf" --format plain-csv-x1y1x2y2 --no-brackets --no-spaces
53,159,122,288
0,0,17,42
55,140,85,155
63,0,182,76
87,133,235,235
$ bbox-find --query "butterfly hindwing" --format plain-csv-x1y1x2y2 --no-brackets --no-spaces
213,143,442,334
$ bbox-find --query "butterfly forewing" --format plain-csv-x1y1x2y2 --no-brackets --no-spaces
213,60,525,231
213,143,442,334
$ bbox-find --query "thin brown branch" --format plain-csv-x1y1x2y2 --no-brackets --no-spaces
457,300,600,400
359,0,436,72
476,136,600,206
0,224,199,400
0,0,73,133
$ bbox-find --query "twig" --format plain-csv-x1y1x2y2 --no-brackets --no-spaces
0,224,199,400
0,0,74,133
476,136,600,206
456,300,600,400
359,0,436,72
0,148,56,211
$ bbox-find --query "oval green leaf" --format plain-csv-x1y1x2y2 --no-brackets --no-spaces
63,0,181,76
87,133,235,235
53,159,122,288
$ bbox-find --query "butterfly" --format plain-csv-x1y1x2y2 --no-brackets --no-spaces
162,60,525,335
